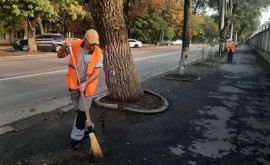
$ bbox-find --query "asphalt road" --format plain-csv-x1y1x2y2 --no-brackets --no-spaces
0,44,217,127
0,44,269,164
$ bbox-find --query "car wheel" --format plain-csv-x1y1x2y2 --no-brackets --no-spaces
157,43,159,46
21,45,29,52
167,44,170,46
55,45,62,52
134,44,138,48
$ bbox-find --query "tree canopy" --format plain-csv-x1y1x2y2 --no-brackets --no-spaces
0,0,268,43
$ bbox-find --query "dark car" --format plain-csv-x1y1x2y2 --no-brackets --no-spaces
13,33,65,52
156,40,173,46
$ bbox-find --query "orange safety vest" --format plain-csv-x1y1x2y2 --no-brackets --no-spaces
66,40,103,96
228,42,235,53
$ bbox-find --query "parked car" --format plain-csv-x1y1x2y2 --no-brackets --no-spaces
13,33,65,52
156,40,173,46
128,39,142,48
171,39,183,45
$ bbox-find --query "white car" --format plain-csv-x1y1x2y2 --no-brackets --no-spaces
128,39,142,48
171,39,183,45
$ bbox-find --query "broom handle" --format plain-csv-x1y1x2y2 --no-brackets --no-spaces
69,46,91,123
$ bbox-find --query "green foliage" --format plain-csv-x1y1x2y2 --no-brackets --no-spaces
191,16,219,43
193,32,207,43
52,0,89,21
231,0,265,40
1,0,269,43
1,0,56,18
0,0,56,35
196,0,270,41
166,26,175,40
129,13,168,43
202,16,218,42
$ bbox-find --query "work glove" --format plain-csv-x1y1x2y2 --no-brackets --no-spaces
87,124,95,133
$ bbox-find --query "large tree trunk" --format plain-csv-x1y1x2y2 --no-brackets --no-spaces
28,17,37,52
36,15,44,34
219,0,234,52
24,18,28,39
90,0,144,102
178,0,192,75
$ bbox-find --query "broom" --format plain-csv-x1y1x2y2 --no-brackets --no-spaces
221,54,227,63
69,46,103,158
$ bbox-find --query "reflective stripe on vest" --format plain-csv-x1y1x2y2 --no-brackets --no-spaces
66,40,103,96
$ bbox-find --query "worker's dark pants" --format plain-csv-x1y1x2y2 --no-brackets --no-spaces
69,89,93,140
228,51,234,63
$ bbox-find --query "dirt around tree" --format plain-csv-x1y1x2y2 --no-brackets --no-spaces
99,91,164,110
162,73,200,81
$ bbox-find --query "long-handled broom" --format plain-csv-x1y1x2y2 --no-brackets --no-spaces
221,53,227,63
69,46,103,158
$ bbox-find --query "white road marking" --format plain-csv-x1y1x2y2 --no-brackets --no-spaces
0,69,67,81
134,52,180,61
0,50,191,82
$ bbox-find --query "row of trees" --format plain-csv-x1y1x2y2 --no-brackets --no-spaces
0,0,220,48
1,0,269,102
1,0,269,48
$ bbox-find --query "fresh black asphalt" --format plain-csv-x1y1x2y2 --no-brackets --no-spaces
0,44,269,165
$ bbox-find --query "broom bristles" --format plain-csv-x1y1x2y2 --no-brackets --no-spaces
221,56,226,63
89,132,103,159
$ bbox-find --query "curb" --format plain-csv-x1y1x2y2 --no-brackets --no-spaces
0,104,74,136
94,89,169,113
161,74,201,82
0,125,16,135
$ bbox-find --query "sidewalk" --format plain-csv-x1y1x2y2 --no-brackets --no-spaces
0,44,270,164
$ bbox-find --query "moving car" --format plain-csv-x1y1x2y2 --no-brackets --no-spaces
156,40,173,46
171,39,183,45
13,33,65,52
128,39,142,48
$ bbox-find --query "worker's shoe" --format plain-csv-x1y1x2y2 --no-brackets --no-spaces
71,139,83,150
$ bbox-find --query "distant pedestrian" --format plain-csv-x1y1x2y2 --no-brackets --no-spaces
227,40,235,63
57,29,103,150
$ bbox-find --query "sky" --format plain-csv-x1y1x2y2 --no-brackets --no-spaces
260,7,270,25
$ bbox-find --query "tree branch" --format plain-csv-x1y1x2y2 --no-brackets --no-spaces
27,17,35,31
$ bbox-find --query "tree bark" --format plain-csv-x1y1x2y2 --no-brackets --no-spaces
24,18,28,39
36,15,44,34
220,0,234,47
178,0,192,75
90,0,143,102
28,17,37,52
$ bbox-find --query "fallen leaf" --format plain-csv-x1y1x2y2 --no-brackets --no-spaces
40,117,47,121
30,108,36,112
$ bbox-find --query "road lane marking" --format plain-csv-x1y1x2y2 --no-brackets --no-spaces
0,50,199,82
0,69,67,82
134,51,180,61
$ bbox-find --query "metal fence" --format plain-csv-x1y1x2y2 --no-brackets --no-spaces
197,44,219,63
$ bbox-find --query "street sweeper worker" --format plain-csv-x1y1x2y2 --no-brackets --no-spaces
57,29,103,150
227,40,235,63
